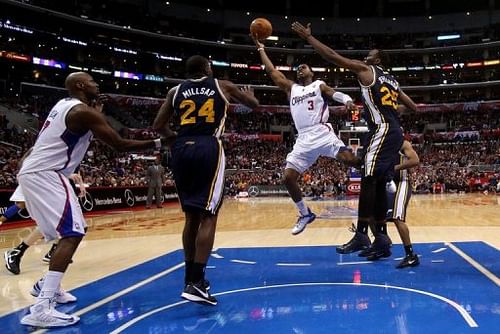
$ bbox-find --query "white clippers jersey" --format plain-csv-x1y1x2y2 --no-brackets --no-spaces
19,98,93,177
289,80,329,132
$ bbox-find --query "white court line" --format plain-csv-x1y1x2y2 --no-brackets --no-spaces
33,262,184,334
110,282,478,333
446,242,500,287
211,253,224,259
432,247,448,253
276,263,311,267
431,260,445,263
230,259,256,265
337,261,373,265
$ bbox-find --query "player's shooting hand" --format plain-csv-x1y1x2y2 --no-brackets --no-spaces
291,22,312,39
251,33,265,49
240,85,255,96
98,94,110,105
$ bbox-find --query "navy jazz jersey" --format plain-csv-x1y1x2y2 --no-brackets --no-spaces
172,76,228,138
359,65,401,129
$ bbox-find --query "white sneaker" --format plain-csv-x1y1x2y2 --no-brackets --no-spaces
20,298,79,327
30,278,77,304
291,208,316,235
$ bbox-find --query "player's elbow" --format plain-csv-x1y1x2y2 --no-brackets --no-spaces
109,139,129,152
152,121,164,134
410,156,420,168
247,98,259,109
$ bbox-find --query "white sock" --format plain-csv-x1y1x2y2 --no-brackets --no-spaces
295,200,309,216
37,271,64,300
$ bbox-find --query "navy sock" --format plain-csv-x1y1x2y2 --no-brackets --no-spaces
184,261,194,285
376,223,388,235
192,262,206,284
15,241,29,255
356,220,369,234
404,245,414,256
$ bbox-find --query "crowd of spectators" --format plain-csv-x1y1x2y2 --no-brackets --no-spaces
1,101,499,197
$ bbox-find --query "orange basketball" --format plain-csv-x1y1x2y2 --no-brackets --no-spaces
250,18,273,40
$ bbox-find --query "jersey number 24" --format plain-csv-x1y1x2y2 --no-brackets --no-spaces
179,98,215,125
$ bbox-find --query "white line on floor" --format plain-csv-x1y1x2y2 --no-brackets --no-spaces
337,261,373,265
276,263,311,266
230,259,256,265
446,242,499,287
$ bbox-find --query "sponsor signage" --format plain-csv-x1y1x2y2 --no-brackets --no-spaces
246,185,289,197
0,186,178,223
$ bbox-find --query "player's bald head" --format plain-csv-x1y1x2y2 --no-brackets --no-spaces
65,72,91,92
64,72,99,101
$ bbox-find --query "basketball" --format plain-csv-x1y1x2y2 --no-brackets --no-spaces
250,18,272,40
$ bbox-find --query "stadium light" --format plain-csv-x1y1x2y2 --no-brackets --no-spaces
437,34,461,41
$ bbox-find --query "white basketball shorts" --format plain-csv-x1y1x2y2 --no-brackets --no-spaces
17,171,87,241
9,185,25,202
286,124,347,174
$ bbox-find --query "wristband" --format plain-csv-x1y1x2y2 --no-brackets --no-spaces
257,47,264,51
332,91,353,105
154,138,162,150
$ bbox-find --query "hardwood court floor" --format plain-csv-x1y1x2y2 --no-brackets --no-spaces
0,193,499,317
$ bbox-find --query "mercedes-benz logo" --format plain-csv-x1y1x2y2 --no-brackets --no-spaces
124,189,135,207
80,192,94,212
247,186,260,197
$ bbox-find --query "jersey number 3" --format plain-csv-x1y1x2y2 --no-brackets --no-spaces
180,98,215,125
380,87,399,110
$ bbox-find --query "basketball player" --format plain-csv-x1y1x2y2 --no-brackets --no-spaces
252,34,360,235
292,22,418,253
18,72,167,328
4,173,85,275
388,140,420,268
153,55,259,305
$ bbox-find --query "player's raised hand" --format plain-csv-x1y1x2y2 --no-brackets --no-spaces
251,33,265,50
240,85,255,97
291,22,312,39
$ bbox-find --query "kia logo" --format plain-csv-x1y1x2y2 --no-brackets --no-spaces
80,192,94,212
347,184,361,192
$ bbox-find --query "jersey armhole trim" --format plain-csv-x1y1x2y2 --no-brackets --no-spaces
171,85,180,106
214,79,230,105
358,65,376,88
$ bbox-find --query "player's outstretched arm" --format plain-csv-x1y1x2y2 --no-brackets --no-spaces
218,81,259,109
398,90,418,112
319,83,356,111
291,22,370,76
251,34,294,95
153,87,178,144
68,104,162,152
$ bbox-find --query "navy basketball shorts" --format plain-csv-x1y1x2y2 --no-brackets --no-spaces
171,136,225,215
386,179,412,222
362,124,403,178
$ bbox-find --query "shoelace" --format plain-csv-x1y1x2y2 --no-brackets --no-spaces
348,223,356,233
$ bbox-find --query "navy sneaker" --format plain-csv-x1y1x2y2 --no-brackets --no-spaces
181,280,217,306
